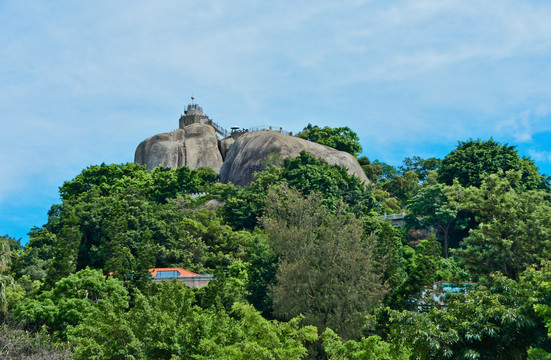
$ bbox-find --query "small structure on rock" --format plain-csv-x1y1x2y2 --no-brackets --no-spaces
178,97,228,138
179,102,209,127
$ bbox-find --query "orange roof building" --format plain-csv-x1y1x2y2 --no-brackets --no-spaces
149,267,213,288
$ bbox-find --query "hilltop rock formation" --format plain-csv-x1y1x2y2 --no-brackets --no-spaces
134,123,223,173
134,101,368,186
219,130,368,186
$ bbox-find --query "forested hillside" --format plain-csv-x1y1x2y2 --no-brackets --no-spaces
1,127,551,359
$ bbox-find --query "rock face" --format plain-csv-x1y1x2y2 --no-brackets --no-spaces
134,123,224,173
219,130,368,186
218,137,235,160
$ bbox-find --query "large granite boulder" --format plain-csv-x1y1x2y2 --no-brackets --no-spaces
218,137,235,160
134,123,224,173
219,130,368,186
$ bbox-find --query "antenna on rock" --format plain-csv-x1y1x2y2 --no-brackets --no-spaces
191,94,195,104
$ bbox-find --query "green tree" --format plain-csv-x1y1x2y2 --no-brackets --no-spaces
297,124,362,157
196,303,318,360
218,151,374,230
12,227,55,282
358,159,397,183
525,261,551,358
438,138,549,190
244,234,277,316
262,187,386,339
197,259,249,312
103,201,136,281
446,171,551,280
14,268,128,340
390,234,441,310
406,184,461,258
381,170,420,205
69,281,317,360
358,156,384,183
322,328,410,360
59,162,218,203
388,268,551,359
399,156,441,182
281,151,374,215
0,236,13,313
59,163,149,200
363,218,407,291
44,210,82,289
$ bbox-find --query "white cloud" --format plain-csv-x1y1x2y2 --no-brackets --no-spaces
528,149,551,163
496,106,551,143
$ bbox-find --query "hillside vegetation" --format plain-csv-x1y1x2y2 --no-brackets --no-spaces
1,127,551,359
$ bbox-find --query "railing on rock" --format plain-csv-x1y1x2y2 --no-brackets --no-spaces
201,119,228,138
196,119,294,139
248,125,293,136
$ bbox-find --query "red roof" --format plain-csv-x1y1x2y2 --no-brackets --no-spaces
149,267,200,277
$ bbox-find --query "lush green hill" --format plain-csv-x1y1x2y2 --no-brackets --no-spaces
2,133,551,359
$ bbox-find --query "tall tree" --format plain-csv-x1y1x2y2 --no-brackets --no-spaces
262,186,386,339
389,234,441,310
406,184,460,258
0,236,13,313
44,210,82,289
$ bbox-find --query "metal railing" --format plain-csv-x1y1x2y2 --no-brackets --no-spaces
191,118,293,139
378,212,406,221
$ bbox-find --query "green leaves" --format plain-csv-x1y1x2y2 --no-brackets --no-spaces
388,268,551,359
218,151,374,229
322,328,410,360
446,171,551,279
263,187,386,340
69,281,317,360
407,184,460,258
438,139,549,190
297,124,362,157
196,303,318,360
14,268,128,340
59,163,218,203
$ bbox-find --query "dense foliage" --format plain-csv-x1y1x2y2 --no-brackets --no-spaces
297,123,362,157
262,187,386,339
438,138,549,190
2,131,551,359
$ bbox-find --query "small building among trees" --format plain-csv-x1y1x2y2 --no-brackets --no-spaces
150,267,213,288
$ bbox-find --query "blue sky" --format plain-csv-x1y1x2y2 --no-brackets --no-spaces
2,1,551,242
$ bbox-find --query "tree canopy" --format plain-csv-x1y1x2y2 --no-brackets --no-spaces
447,171,551,280
297,124,362,157
438,138,549,190
6,130,551,359
262,187,386,340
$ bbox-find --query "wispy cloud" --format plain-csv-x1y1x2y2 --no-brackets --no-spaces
496,106,551,143
528,149,551,163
